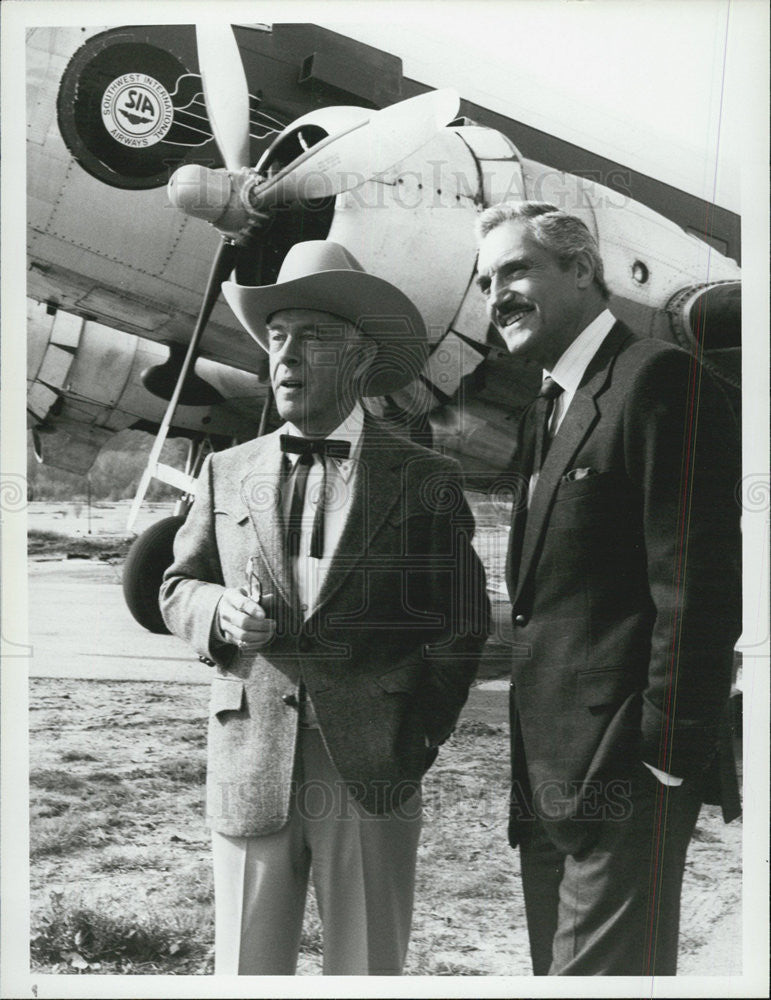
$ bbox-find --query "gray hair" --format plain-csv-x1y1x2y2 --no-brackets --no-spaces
476,202,610,300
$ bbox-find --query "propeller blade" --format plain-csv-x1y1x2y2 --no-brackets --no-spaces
196,24,251,172
250,88,460,209
127,238,238,533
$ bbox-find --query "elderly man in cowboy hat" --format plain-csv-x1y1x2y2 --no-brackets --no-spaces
161,240,490,976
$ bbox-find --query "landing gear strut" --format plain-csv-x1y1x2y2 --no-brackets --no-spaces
122,435,211,633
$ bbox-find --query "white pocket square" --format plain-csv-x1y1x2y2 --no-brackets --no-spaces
563,467,596,482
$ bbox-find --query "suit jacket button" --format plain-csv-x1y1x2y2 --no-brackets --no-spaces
514,614,528,627
282,693,299,708
298,636,312,653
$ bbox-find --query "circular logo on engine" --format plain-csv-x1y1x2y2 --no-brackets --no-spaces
100,74,173,147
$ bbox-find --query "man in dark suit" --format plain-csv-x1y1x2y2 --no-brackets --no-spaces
475,202,741,975
161,240,489,975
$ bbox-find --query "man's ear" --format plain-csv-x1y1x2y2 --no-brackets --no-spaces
574,250,595,290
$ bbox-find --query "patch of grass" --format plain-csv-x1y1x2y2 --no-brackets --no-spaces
83,786,136,811
164,758,207,786
27,530,132,560
31,796,72,819
95,848,166,873
31,811,129,858
31,889,212,968
125,760,206,787
30,817,92,858
178,866,214,906
61,750,99,763
87,770,125,784
455,719,504,737
30,769,88,793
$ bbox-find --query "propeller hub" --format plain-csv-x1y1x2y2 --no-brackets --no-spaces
168,164,232,223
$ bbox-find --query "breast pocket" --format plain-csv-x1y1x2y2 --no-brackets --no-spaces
550,470,630,540
213,506,255,581
213,506,250,525
554,470,617,503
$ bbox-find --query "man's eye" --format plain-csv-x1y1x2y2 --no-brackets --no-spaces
477,278,491,296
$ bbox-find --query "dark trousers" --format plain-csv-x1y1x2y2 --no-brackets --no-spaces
519,764,702,975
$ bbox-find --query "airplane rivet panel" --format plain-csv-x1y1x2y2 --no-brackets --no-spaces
329,130,480,347
50,310,83,349
45,165,186,273
75,288,172,334
35,343,76,398
67,324,140,408
27,383,60,424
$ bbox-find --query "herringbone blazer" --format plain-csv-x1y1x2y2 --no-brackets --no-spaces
161,418,490,836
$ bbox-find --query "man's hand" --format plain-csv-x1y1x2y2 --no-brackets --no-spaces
215,587,276,652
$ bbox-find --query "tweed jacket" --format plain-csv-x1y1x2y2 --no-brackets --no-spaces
506,322,741,854
161,418,490,836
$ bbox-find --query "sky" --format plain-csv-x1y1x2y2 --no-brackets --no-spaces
331,1,754,213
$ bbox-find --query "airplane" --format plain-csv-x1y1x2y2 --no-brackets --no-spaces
26,22,742,633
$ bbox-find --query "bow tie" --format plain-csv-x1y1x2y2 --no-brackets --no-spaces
280,434,351,460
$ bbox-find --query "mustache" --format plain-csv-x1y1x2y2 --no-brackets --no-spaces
494,297,533,325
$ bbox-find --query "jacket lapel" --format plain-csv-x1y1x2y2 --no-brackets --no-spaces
309,420,404,616
512,322,634,605
239,432,294,609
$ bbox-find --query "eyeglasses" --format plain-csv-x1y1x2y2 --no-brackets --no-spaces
245,555,262,604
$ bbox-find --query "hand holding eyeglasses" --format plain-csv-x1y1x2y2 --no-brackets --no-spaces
215,556,276,652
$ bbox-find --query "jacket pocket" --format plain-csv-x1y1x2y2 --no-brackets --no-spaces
554,470,616,502
576,666,627,707
214,506,250,526
210,675,245,716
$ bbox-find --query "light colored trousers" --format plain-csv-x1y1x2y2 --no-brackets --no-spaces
212,727,422,975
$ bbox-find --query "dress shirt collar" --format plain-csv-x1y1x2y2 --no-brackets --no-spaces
281,402,365,484
545,308,616,395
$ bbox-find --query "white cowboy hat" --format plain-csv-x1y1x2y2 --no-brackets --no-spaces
221,240,428,396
